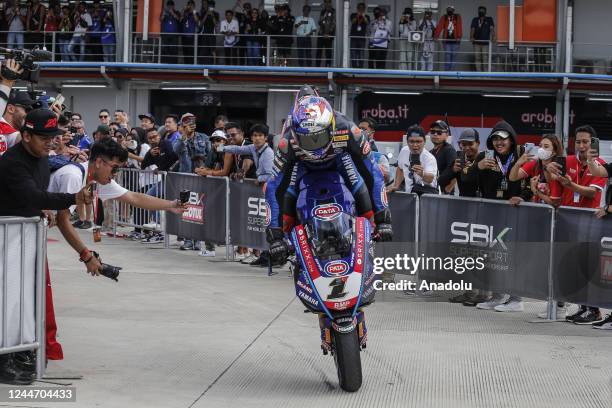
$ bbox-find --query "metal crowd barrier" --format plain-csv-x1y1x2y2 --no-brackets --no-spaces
0,217,47,379
112,168,167,245
113,169,612,313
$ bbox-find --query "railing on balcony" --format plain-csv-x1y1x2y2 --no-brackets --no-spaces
0,30,117,63
0,30,558,73
573,43,612,75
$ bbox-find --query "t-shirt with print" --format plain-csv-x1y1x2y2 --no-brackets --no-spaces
520,160,563,202
560,155,606,208
397,146,438,193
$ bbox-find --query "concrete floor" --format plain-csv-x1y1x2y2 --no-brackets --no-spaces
1,228,611,408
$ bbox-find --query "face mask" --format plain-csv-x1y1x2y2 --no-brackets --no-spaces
127,140,138,150
537,147,553,161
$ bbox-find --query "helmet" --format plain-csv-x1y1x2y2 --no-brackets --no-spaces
291,95,335,160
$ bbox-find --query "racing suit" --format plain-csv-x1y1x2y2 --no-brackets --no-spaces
265,111,391,250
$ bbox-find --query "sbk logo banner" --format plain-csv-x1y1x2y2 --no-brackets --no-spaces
450,222,511,250
182,192,205,224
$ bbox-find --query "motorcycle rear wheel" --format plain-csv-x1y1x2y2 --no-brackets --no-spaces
332,329,362,392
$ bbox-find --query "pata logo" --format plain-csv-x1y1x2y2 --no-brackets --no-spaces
451,222,511,250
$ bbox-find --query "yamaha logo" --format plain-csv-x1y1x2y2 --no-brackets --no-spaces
312,204,343,220
325,261,349,276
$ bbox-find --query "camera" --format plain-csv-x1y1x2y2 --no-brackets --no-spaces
180,189,191,204
100,263,121,281
0,47,52,83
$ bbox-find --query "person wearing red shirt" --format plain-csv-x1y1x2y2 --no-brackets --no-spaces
548,125,607,325
508,134,564,207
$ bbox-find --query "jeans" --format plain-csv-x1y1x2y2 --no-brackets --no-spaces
69,35,86,62
7,32,24,49
58,39,71,62
246,40,261,66
296,36,311,67
443,41,459,71
350,37,366,68
145,182,162,224
102,44,115,62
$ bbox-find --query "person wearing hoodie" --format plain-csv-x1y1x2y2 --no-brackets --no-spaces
464,120,532,311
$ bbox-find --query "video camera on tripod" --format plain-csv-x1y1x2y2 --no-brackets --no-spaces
0,47,52,83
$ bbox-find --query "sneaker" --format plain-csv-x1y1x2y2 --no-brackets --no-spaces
72,220,83,228
592,313,612,330
234,251,248,261
198,249,216,257
566,305,588,322
241,254,258,264
463,294,491,307
573,309,604,325
180,241,194,251
494,300,525,312
142,223,159,230
142,233,164,244
127,231,143,240
449,292,475,304
193,242,202,251
78,220,93,230
248,256,266,266
537,305,567,319
476,295,508,310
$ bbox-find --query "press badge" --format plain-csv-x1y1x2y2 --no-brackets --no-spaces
573,192,580,204
496,190,504,198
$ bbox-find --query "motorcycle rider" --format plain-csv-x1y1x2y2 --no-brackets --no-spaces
265,86,392,263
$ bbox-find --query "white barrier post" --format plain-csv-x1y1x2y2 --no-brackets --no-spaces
546,208,557,321
225,177,232,261
35,219,47,379
162,172,169,249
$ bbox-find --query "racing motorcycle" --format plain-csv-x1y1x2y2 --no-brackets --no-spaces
288,170,378,392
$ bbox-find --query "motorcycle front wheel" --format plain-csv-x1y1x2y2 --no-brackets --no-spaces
332,328,362,392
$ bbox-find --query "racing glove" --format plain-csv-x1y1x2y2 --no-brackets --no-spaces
373,209,393,242
266,227,289,264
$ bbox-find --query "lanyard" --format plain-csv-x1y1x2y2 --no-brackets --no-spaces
496,153,514,176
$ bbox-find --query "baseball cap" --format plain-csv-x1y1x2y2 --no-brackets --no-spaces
114,127,128,137
95,124,111,135
180,112,195,123
138,113,156,123
429,120,450,131
8,90,36,109
22,109,64,137
458,128,480,143
210,129,227,141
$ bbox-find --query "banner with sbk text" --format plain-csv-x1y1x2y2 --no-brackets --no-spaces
165,173,227,243
229,180,268,250
417,195,552,300
553,207,612,309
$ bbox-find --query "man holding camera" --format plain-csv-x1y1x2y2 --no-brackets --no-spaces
387,125,438,195
1,89,35,156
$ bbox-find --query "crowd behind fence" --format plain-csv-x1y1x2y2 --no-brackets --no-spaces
112,169,612,312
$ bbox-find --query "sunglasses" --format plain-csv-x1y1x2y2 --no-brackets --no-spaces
430,130,446,135
101,158,121,175
99,115,109,119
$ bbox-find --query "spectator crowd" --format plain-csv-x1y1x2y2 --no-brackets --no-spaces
1,0,116,62
0,0,499,71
